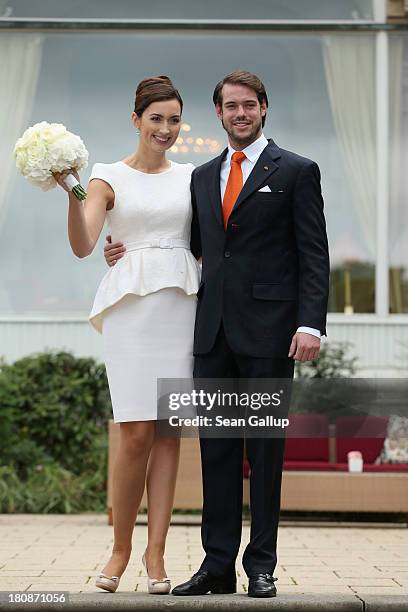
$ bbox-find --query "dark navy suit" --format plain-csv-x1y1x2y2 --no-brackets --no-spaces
190,139,329,577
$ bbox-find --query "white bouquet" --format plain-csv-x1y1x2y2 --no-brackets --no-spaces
14,121,89,200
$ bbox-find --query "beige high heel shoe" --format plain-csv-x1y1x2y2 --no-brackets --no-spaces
142,552,171,594
95,573,120,593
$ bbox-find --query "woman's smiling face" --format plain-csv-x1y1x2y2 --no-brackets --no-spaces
133,99,182,152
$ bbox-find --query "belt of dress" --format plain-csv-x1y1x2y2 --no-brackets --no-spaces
125,238,190,252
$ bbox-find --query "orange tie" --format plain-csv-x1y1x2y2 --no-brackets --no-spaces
222,151,246,229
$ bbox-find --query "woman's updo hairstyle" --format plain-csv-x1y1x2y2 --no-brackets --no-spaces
134,76,183,117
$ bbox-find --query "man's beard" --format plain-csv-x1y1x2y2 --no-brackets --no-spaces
222,118,262,147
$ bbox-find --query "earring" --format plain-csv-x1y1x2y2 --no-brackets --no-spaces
135,128,140,135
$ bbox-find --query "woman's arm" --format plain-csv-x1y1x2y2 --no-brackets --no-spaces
54,170,113,258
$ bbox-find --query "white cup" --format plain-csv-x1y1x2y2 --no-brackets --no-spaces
348,451,363,473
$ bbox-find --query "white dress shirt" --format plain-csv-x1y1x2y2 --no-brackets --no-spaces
221,133,320,340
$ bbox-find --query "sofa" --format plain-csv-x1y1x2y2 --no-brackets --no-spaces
107,415,408,524
280,414,408,513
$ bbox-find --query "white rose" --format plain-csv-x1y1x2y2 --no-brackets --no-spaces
14,121,89,191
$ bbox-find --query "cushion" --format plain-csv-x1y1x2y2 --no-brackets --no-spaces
284,461,336,471
285,438,330,462
335,416,388,463
375,415,408,464
284,414,330,461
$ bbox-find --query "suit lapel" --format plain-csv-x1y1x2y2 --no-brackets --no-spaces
232,140,282,214
204,140,282,226
206,147,227,227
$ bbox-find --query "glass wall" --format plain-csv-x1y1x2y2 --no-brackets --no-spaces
0,0,375,21
389,35,408,314
0,30,377,315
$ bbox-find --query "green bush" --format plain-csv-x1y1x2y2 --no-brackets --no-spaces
295,341,357,378
0,351,111,512
0,462,107,513
292,342,359,417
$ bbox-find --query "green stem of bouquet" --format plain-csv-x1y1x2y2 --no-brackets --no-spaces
72,184,87,201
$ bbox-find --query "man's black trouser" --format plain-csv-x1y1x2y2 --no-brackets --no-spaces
194,323,294,578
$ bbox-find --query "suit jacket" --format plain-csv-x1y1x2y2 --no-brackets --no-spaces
190,139,330,358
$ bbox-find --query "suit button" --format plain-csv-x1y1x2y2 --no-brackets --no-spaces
224,251,231,258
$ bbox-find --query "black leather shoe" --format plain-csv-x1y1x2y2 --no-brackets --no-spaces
248,573,277,598
172,570,236,596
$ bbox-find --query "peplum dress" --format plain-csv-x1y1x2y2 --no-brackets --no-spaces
88,160,200,423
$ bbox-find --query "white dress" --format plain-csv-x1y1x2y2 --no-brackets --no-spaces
88,160,200,423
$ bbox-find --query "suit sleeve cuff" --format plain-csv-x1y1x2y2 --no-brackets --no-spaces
297,326,321,339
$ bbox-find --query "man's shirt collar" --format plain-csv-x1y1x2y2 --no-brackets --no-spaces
226,133,268,164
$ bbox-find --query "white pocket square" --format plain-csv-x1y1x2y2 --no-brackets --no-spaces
258,185,271,192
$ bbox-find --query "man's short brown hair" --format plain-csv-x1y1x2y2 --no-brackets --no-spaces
213,71,268,127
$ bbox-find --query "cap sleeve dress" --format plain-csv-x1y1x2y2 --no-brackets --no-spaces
88,160,200,422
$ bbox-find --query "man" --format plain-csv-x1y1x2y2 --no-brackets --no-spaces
105,71,329,598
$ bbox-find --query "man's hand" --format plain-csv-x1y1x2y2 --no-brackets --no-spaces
104,235,126,267
288,332,320,362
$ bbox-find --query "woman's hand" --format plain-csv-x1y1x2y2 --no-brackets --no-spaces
53,168,80,194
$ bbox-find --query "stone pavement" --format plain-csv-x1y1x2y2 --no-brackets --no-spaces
0,514,407,611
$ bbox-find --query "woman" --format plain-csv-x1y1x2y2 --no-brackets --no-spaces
54,76,200,594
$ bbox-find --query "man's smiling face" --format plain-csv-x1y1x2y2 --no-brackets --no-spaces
216,83,267,149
